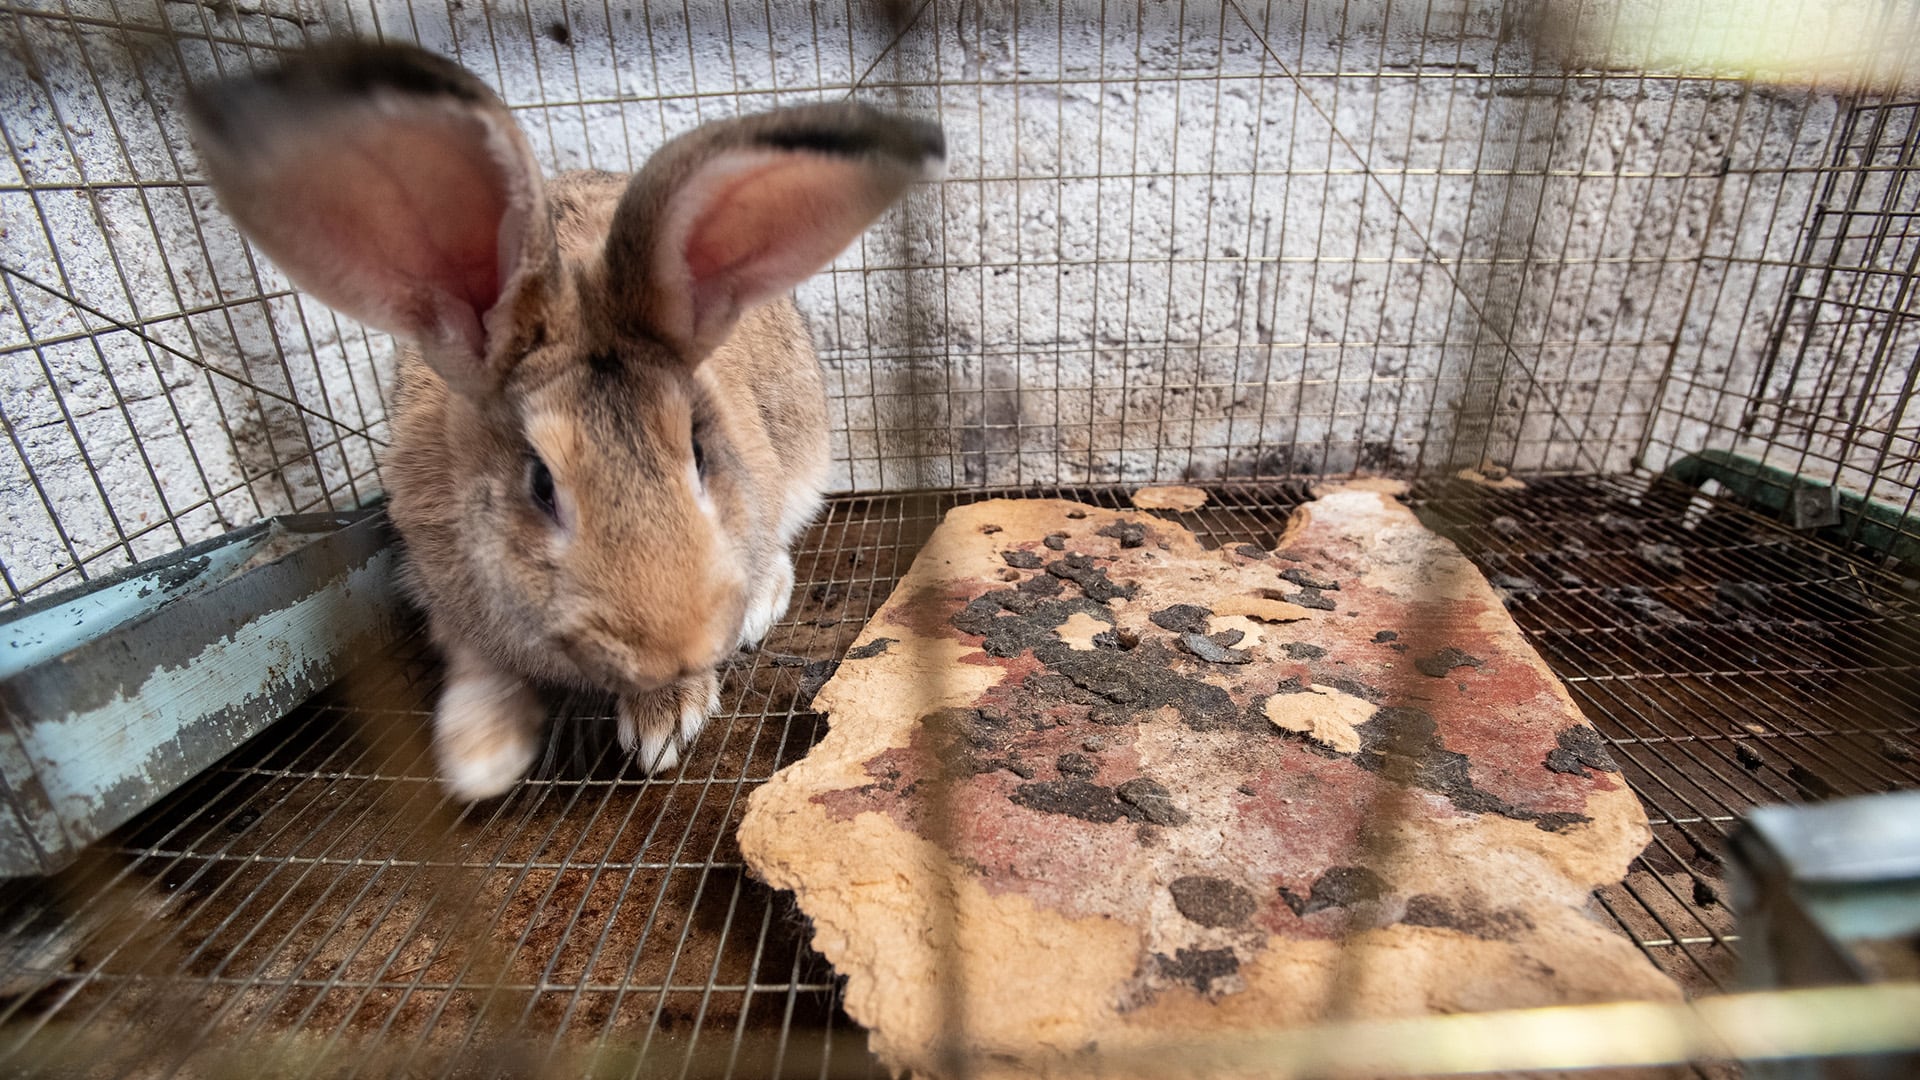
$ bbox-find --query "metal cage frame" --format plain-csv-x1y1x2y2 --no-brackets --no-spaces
0,1,1917,1076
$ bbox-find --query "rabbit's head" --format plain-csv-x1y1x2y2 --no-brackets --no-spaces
188,43,942,698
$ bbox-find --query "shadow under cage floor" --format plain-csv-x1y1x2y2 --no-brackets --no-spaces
1,476,1915,1077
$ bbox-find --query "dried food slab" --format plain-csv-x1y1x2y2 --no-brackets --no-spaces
739,487,1679,1078
1130,484,1209,511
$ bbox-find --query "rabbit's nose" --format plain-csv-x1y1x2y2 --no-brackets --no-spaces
558,636,653,694
558,630,712,696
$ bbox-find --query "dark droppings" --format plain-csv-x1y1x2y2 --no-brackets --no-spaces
1017,572,1064,597
1637,542,1686,573
1542,726,1618,776
1096,521,1148,549
1354,706,1590,831
950,589,1115,659
1155,947,1240,994
1056,752,1097,779
766,654,842,704
1787,763,1838,799
1009,780,1130,823
1011,776,1189,827
1692,878,1720,907
1180,631,1251,664
1279,865,1388,916
845,637,896,660
1047,643,1244,731
1371,630,1399,643
1149,604,1212,634
1317,675,1384,703
1233,544,1268,559
1280,568,1339,591
1716,579,1774,612
1400,894,1534,939
1020,672,1104,710
1291,588,1336,611
1734,741,1765,770
1001,550,1045,569
1043,532,1069,551
1414,647,1483,678
1611,587,1691,626
1283,642,1327,661
981,524,1003,534
1687,833,1723,870
1114,778,1190,825
1489,573,1541,602
1169,876,1258,928
1594,512,1646,535
1047,554,1137,602
948,587,1261,733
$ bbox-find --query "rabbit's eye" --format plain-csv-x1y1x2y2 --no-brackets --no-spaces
690,435,707,479
526,455,560,521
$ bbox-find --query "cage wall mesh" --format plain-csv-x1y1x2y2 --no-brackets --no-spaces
1648,90,1920,539
1,2,1919,1076
4,0,1917,611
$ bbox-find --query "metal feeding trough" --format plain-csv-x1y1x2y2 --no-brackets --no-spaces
0,511,402,877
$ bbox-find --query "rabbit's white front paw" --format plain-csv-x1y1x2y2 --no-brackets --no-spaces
433,646,543,800
737,552,794,650
619,670,721,774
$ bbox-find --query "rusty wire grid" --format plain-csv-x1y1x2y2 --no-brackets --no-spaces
0,478,1912,1077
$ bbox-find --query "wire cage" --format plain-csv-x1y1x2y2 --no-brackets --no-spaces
0,0,1917,1076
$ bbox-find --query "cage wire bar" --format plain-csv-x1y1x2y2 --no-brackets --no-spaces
0,0,1918,1076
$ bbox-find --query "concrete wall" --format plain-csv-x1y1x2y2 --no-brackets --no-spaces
0,0,1866,602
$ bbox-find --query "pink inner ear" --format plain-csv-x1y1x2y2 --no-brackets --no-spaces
682,157,888,310
276,113,509,323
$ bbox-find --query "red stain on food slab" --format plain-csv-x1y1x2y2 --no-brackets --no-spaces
808,494,1623,955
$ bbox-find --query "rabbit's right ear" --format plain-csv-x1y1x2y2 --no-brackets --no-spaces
187,43,556,401
602,103,945,358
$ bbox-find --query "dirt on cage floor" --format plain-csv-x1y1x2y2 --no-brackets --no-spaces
0,476,1915,1078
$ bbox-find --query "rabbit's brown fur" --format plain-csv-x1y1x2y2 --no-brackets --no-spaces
189,43,940,797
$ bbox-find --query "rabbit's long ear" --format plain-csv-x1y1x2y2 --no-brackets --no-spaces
187,43,556,400
603,103,944,358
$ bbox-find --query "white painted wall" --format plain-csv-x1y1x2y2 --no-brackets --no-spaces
0,0,1874,602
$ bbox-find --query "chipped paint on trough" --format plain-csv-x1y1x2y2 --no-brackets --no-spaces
0,511,403,877
0,525,272,681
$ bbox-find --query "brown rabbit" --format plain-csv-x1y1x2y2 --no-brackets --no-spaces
187,43,943,798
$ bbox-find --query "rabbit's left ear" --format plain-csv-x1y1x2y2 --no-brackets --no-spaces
187,43,557,401
603,103,945,358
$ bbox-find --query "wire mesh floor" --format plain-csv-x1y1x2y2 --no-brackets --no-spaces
1,476,1916,1077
